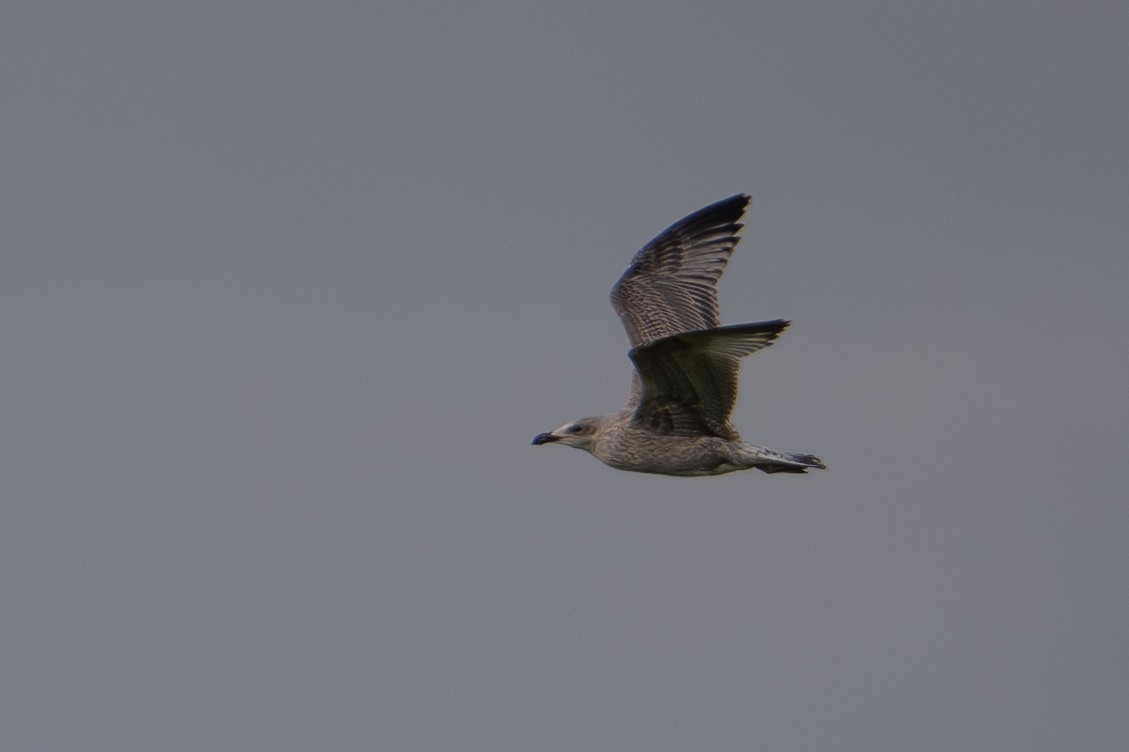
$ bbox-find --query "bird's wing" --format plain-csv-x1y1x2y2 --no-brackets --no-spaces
610,194,751,349
627,320,789,438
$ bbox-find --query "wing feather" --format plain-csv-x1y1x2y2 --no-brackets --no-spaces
610,194,751,348
628,320,789,438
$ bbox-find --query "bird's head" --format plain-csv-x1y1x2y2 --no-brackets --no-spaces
532,417,604,452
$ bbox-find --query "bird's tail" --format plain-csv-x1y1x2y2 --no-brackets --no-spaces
740,444,827,474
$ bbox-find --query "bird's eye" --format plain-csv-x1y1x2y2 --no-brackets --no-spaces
568,425,582,433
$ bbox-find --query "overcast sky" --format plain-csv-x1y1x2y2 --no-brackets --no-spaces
2,2,1127,750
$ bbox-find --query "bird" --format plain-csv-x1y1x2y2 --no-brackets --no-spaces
532,194,825,476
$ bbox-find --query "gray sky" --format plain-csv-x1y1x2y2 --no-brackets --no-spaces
3,1,1127,750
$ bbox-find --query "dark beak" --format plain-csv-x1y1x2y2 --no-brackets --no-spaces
532,432,557,445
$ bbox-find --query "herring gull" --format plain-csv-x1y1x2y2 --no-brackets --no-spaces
532,194,825,476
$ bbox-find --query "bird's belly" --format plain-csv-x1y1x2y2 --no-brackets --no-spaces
595,432,741,477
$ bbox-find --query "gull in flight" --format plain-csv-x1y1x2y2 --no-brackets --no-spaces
533,194,825,476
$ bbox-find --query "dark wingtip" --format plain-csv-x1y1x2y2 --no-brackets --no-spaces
688,194,751,227
717,193,752,208
655,194,752,241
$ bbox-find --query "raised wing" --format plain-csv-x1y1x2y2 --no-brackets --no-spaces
627,320,789,438
610,194,751,349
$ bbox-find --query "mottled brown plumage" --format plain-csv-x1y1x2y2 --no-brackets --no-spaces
533,195,825,476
